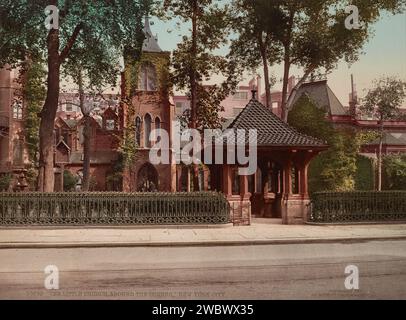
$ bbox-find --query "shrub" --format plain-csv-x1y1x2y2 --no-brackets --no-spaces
0,174,12,192
383,154,406,190
63,170,78,192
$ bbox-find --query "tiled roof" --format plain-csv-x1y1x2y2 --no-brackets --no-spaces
291,80,348,116
225,98,327,147
64,119,79,128
69,151,118,165
367,133,406,146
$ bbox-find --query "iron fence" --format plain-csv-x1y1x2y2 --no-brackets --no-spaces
309,191,406,223
0,192,230,226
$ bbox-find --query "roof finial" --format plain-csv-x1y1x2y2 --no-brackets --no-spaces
251,85,257,100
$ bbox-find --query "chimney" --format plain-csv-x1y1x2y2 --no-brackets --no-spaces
287,76,296,95
251,87,257,100
349,74,358,118
256,74,262,97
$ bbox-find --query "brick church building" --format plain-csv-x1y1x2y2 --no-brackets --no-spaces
2,17,404,224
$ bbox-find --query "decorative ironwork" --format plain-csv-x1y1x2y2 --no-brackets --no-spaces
0,192,230,226
309,191,406,223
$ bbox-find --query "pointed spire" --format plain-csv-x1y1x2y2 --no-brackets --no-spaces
142,16,162,53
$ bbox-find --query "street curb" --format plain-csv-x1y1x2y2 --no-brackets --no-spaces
1,236,405,249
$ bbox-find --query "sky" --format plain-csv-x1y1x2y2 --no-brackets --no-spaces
150,9,406,107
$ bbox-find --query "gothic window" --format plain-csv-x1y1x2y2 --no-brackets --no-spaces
135,116,142,146
106,119,115,131
12,102,23,120
144,114,152,148
138,62,157,91
155,117,161,142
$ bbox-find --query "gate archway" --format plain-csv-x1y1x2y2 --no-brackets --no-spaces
137,162,158,192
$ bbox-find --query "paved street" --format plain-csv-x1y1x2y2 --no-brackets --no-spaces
0,240,405,299
1,220,406,248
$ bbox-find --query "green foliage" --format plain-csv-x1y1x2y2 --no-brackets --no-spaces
0,1,149,67
288,94,360,192
0,174,12,192
229,0,406,120
22,60,46,164
25,166,39,191
63,170,78,192
383,154,406,190
163,0,239,129
360,77,406,121
354,155,375,190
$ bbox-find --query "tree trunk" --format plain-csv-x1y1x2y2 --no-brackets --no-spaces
259,38,271,108
280,11,295,122
377,119,384,191
190,0,200,190
280,53,291,122
82,115,91,191
37,27,60,192
78,72,91,192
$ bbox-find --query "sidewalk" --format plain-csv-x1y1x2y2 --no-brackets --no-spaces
0,219,405,248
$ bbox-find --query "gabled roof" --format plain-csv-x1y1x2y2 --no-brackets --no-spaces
142,17,162,53
55,117,77,130
226,98,327,147
56,138,70,151
291,80,348,116
69,151,118,165
367,133,406,146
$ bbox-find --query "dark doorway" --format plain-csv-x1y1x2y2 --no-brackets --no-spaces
137,162,158,192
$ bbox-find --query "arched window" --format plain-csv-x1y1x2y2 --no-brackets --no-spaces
138,62,157,91
12,102,23,120
144,114,152,148
135,116,142,146
155,117,161,142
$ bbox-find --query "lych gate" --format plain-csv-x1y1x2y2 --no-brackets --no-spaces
207,93,328,225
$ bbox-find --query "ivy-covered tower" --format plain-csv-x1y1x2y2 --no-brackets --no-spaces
122,17,176,192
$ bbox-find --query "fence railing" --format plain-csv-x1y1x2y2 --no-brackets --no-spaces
0,192,230,226
309,191,406,223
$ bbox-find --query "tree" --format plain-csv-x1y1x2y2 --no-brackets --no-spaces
230,0,406,122
0,0,148,191
63,170,78,192
383,154,406,190
163,0,238,188
229,0,281,108
62,27,120,192
360,77,406,191
288,94,360,192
